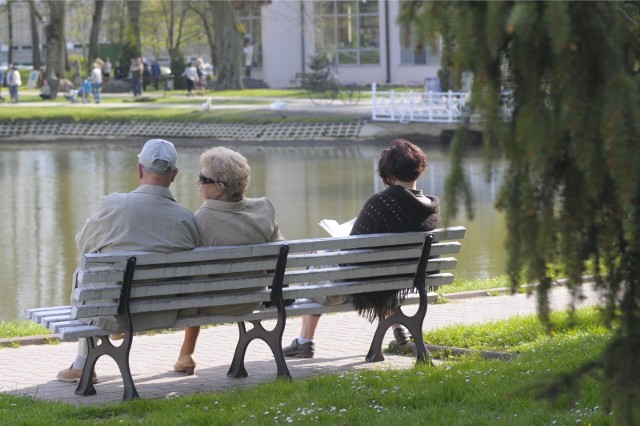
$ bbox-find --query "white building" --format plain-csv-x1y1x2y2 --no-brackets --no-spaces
1,0,441,88
239,0,441,88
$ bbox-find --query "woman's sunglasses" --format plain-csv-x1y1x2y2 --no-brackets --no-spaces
199,172,224,185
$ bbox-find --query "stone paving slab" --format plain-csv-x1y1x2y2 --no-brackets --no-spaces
0,286,602,406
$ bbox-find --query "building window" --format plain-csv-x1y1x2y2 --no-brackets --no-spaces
237,3,263,68
314,1,380,66
398,3,440,66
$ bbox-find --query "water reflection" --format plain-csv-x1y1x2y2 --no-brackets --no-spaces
0,142,507,322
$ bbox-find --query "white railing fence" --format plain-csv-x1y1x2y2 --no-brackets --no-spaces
371,82,471,124
371,82,515,124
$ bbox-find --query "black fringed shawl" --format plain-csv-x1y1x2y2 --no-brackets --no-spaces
350,185,440,322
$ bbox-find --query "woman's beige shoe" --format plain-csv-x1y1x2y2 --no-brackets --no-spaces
173,355,196,375
56,364,98,384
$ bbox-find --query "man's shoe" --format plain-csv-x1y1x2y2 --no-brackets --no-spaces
283,338,314,358
56,364,98,384
393,326,411,345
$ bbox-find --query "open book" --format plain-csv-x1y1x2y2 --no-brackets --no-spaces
318,218,356,237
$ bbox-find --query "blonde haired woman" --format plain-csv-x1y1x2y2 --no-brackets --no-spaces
174,147,284,375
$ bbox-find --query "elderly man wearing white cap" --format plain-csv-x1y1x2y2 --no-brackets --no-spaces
57,139,201,384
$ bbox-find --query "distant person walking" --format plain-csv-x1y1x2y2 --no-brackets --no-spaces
6,64,22,103
131,57,143,97
0,68,4,101
182,61,198,97
151,60,161,90
90,62,103,103
102,58,112,81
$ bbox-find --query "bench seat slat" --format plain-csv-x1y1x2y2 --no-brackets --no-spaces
50,319,89,334
42,314,76,328
58,324,111,341
31,308,72,323
24,306,72,320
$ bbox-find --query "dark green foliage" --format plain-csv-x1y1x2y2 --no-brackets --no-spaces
402,1,640,424
170,52,186,90
117,42,138,77
307,51,331,73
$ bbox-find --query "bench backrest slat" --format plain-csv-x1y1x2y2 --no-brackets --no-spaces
79,257,283,285
73,289,275,318
79,243,285,267
73,274,276,302
72,244,288,319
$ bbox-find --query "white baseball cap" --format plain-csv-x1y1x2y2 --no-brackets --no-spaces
138,139,177,172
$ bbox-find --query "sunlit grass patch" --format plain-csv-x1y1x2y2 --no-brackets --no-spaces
0,321,49,339
425,306,612,353
0,306,612,425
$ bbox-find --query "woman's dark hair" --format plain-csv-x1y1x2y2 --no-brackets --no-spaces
378,139,427,186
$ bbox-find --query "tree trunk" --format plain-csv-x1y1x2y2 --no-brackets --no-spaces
87,0,105,72
28,1,43,70
45,0,67,99
7,1,14,65
163,0,188,74
186,1,217,79
126,0,142,57
210,0,243,90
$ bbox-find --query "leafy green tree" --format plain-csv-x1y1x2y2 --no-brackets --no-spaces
402,2,640,424
142,0,201,72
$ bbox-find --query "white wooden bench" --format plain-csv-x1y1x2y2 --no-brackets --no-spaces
24,226,465,401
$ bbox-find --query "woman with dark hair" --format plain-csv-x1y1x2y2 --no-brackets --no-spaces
283,139,440,358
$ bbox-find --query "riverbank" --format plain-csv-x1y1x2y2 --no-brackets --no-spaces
0,89,463,144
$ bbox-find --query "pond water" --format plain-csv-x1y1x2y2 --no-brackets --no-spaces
0,141,507,322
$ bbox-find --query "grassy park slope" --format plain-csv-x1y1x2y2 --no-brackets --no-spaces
0,307,612,425
0,89,367,124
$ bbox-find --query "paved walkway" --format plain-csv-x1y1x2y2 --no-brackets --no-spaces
0,286,602,406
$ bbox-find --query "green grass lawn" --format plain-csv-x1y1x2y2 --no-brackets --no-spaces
0,307,612,425
2,87,369,124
